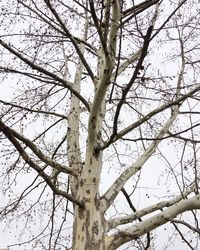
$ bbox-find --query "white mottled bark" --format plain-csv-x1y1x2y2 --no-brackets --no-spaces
102,110,179,212
72,1,120,249
1,1,199,250
106,195,200,250
108,176,200,230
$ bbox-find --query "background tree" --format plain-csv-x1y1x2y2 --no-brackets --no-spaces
0,0,200,249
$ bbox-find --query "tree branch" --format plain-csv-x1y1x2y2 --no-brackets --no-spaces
106,194,200,250
151,0,187,40
105,25,153,147
0,39,90,111
0,99,68,120
87,0,120,145
107,177,200,230
111,50,141,81
0,120,77,177
43,0,95,82
171,223,196,250
0,120,84,207
122,0,159,17
89,0,108,56
102,39,186,211
121,188,152,249
171,219,200,234
121,0,159,27
101,110,179,212
102,84,200,149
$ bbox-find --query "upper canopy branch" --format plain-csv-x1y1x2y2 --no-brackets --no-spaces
103,25,153,148
17,0,96,56
89,0,108,56
122,0,159,17
102,83,200,149
0,39,90,111
121,0,159,26
87,0,120,144
43,0,95,82
0,66,72,87
0,99,68,120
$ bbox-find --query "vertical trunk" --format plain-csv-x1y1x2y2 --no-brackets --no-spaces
72,205,105,250
72,149,106,250
67,13,89,197
72,2,120,248
72,64,107,250
73,208,105,249
70,40,107,250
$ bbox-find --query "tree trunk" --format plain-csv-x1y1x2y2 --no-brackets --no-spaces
72,147,106,250
72,200,106,250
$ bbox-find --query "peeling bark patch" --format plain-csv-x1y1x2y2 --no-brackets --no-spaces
80,179,84,187
96,131,101,140
93,147,100,158
94,195,101,209
85,210,91,247
78,207,85,220
91,116,96,129
86,189,90,194
92,221,99,235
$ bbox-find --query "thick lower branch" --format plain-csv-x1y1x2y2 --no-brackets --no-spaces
101,111,178,212
0,120,77,176
0,120,84,207
106,195,200,250
108,177,199,230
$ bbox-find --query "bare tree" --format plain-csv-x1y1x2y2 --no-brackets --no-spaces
0,0,200,249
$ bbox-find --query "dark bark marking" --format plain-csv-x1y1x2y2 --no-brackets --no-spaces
80,179,84,187
78,206,85,219
94,195,101,210
93,147,100,158
86,189,90,194
91,116,96,129
96,130,101,140
92,221,99,235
